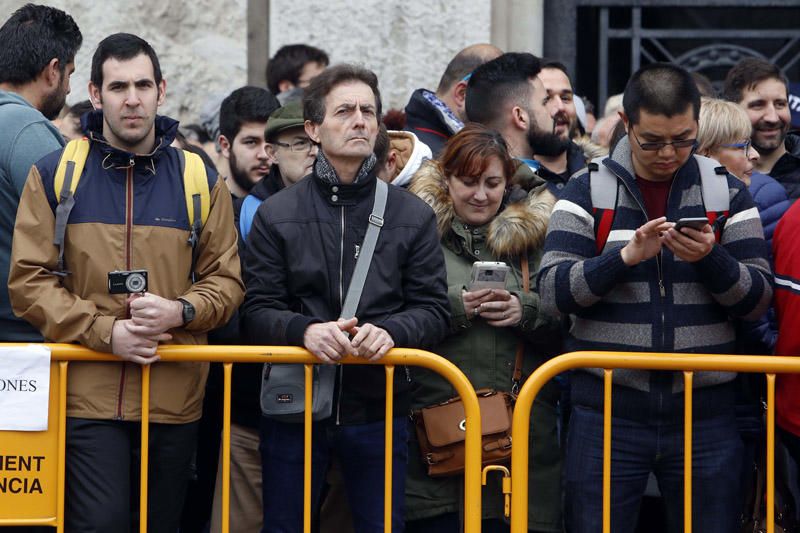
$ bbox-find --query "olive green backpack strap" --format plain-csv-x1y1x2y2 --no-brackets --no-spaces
177,149,210,282
52,138,91,277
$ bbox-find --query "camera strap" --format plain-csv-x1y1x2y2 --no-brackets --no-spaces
339,179,388,320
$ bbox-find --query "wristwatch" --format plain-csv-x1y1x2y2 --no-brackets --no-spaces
178,298,195,325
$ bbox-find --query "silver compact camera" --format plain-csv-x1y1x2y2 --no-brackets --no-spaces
108,270,148,294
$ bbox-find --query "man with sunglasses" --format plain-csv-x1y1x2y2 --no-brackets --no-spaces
538,63,773,533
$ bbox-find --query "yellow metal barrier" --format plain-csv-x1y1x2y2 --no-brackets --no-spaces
510,351,794,533
0,344,484,533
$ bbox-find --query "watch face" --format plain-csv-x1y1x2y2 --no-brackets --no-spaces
182,301,195,323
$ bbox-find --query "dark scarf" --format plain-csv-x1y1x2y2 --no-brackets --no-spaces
314,149,376,184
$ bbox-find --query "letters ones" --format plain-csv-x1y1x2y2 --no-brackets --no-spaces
0,379,38,392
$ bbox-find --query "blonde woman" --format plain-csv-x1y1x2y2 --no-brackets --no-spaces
697,98,789,245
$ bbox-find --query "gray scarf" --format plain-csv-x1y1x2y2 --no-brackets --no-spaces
315,149,376,184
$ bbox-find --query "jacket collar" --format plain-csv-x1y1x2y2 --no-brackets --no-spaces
81,110,179,169
312,153,378,206
409,160,554,257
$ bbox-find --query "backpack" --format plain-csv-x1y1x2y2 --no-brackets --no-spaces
52,138,210,280
589,155,730,254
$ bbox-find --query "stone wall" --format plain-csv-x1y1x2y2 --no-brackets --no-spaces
0,0,495,122
269,0,492,111
0,0,248,125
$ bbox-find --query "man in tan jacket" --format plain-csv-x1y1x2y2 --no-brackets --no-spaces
8,33,243,532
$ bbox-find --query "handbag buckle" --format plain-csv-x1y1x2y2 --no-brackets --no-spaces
424,453,437,465
458,419,466,431
502,436,512,449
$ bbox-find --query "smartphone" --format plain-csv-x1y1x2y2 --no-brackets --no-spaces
469,261,510,290
674,217,709,231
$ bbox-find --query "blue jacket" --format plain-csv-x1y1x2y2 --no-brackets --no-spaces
537,136,773,419
0,90,65,341
738,172,791,354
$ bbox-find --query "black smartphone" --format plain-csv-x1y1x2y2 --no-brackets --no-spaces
674,217,709,231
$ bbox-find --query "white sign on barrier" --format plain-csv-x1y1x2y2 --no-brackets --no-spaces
0,345,51,431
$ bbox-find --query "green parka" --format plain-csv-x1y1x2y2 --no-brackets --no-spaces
406,161,562,531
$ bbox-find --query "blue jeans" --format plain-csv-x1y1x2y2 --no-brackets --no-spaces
259,416,408,533
564,405,742,533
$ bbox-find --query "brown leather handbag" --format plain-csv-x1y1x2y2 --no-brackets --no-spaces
412,256,530,478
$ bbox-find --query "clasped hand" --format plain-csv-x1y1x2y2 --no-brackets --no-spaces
304,317,395,364
110,293,183,365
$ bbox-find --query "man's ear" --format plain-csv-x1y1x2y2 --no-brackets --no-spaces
157,79,167,107
42,58,61,89
511,105,529,132
265,143,277,165
88,82,102,110
278,80,295,94
452,80,468,115
218,135,232,159
619,110,630,133
304,120,320,143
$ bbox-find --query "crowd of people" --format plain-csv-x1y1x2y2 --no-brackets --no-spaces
2,3,800,533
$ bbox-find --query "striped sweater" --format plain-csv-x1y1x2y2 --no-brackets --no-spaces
537,136,773,396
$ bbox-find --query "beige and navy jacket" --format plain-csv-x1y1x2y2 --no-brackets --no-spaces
9,113,244,423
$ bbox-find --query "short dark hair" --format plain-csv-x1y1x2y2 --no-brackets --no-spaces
374,124,391,168
0,4,81,85
219,86,280,141
540,59,571,77
91,33,162,88
303,64,382,125
67,99,93,120
722,57,789,103
622,63,700,125
465,52,542,128
266,44,329,95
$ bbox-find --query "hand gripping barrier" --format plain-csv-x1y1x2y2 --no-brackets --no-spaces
509,351,796,533
0,344,484,533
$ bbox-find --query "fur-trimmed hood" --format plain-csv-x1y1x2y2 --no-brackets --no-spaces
409,160,556,257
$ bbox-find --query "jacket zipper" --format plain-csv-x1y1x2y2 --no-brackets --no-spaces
115,161,135,420
336,205,345,425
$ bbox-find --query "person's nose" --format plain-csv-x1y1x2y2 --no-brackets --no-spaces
747,143,760,162
763,103,780,124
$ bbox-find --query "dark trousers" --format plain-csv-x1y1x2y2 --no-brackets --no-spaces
405,512,512,533
65,417,199,533
564,405,742,533
259,416,408,533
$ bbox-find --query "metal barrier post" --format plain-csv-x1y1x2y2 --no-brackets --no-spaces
384,365,395,533
683,371,693,533
767,373,776,533
221,363,233,533
56,362,68,533
303,364,313,533
140,365,151,533
602,369,612,533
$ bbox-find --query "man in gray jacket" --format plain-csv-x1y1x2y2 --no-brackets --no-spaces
0,4,82,342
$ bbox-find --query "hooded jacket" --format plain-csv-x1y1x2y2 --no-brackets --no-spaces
8,111,244,423
538,135,773,420
404,89,462,157
240,153,449,425
0,90,65,342
405,161,562,530
385,130,432,188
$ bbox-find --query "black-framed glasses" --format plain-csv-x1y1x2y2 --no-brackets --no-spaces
721,140,751,155
630,128,697,152
272,138,318,153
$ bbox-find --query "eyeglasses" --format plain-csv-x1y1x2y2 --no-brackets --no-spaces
721,140,751,155
630,128,697,152
272,139,318,153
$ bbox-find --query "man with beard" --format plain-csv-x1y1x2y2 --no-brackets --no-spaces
535,60,595,193
465,52,567,198
404,43,502,156
724,58,800,199
217,86,280,199
0,4,81,345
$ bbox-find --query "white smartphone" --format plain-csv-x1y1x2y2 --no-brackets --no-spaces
469,261,510,290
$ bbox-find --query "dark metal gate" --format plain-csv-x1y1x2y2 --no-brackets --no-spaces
545,1,800,115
